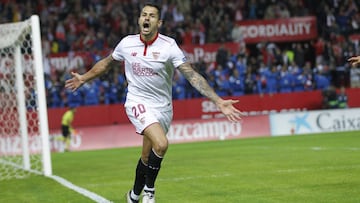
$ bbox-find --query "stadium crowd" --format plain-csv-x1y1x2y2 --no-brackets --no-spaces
0,0,359,108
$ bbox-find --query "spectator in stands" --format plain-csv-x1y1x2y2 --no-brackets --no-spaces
2,0,359,106
215,44,229,69
322,85,338,109
101,79,111,104
246,0,259,19
257,41,276,67
234,54,247,78
302,62,315,91
278,65,295,93
172,70,187,100
104,74,123,104
47,80,64,108
348,56,360,87
337,86,348,108
264,3,278,19
336,5,351,34
273,47,284,66
179,26,193,45
312,37,325,65
264,65,279,95
213,62,230,79
244,70,256,95
193,57,209,80
278,3,291,18
192,19,206,44
65,88,83,108
206,73,218,94
314,68,331,90
293,43,306,68
293,67,307,92
215,75,232,96
350,13,360,33
82,80,100,106
116,69,128,103
292,0,312,17
348,64,360,87
229,68,245,96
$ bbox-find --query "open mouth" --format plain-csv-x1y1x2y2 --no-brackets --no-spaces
143,22,150,31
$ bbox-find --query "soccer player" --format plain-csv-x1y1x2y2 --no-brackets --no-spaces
65,2,243,203
61,106,76,152
348,56,360,66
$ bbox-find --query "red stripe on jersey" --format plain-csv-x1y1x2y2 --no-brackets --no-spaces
140,32,159,56
144,44,148,56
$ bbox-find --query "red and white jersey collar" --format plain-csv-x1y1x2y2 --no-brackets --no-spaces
140,32,159,46
140,32,159,56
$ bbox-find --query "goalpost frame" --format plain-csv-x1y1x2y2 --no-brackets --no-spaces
30,15,52,176
0,15,52,180
15,45,31,170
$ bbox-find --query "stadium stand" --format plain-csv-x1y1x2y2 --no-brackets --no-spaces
0,0,359,108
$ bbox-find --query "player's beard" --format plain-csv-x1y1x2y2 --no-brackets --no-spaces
141,26,157,40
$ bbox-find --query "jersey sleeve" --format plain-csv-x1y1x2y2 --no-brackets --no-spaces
169,41,187,68
111,39,125,61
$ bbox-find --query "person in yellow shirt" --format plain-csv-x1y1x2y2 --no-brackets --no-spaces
61,106,76,151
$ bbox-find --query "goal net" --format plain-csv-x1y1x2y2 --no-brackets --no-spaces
0,15,52,180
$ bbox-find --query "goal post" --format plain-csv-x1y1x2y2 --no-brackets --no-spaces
0,15,52,180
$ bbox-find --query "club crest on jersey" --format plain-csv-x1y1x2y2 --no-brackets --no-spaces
152,52,160,60
131,52,137,56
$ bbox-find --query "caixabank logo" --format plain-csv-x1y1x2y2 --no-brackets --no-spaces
315,111,360,132
271,108,360,136
289,113,312,134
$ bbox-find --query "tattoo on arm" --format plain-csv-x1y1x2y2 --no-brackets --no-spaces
179,63,221,103
85,55,114,82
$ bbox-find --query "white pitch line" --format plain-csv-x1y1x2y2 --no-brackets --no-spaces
158,173,232,182
48,175,113,203
1,159,112,202
276,164,360,173
310,146,360,151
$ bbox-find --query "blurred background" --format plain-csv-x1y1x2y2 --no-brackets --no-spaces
1,0,359,109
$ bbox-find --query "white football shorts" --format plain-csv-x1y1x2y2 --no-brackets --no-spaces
125,99,173,135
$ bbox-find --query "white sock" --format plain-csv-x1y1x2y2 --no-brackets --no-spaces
131,190,140,200
144,185,155,193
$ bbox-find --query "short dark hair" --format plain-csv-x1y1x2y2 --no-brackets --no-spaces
144,1,162,18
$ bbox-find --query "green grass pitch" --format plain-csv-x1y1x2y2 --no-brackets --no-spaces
1,131,360,203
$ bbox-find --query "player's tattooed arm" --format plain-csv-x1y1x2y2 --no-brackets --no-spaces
178,62,243,122
178,62,221,104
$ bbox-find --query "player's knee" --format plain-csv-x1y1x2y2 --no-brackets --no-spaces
141,155,149,164
153,140,168,156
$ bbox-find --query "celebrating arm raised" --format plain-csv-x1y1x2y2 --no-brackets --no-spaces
65,55,114,91
178,62,244,122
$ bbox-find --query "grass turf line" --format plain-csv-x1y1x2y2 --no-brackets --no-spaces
1,131,359,203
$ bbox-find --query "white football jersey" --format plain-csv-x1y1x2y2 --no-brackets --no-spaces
112,33,186,111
